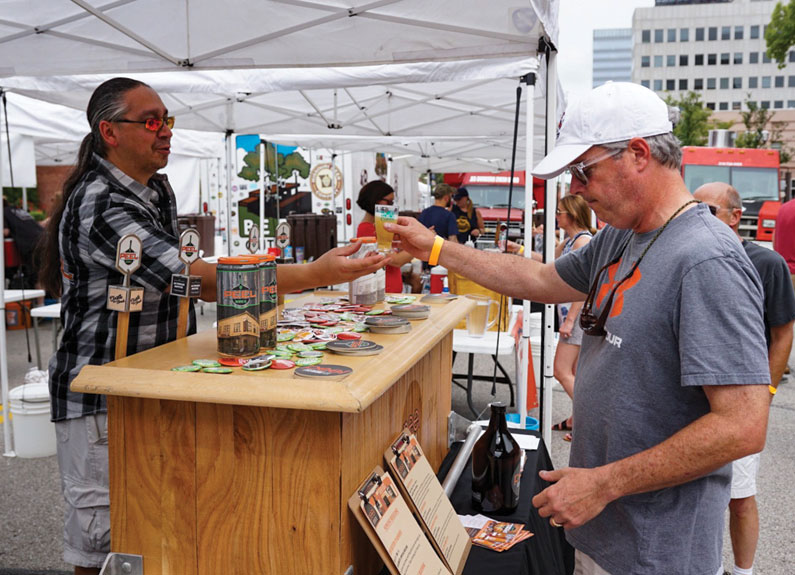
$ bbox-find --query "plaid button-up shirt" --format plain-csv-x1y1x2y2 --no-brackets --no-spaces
49,155,196,421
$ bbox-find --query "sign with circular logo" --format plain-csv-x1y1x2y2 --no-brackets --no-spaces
294,364,353,379
179,229,201,266
309,162,343,201
115,234,143,276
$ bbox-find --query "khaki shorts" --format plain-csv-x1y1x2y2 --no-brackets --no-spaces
55,413,110,568
731,452,760,499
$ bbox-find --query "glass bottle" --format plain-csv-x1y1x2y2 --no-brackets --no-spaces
471,402,522,514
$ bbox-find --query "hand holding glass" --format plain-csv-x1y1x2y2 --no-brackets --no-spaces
374,205,398,253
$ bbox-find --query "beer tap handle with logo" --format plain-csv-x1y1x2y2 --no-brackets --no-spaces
171,229,202,338
107,234,145,359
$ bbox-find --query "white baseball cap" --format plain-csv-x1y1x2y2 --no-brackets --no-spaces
532,82,673,179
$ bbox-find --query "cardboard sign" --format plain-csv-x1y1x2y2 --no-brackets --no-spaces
107,286,144,313
247,224,259,254
275,221,291,249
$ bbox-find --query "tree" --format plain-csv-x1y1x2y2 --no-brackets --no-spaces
765,0,795,69
734,99,792,164
665,91,711,146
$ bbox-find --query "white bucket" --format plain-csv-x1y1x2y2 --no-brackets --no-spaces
9,383,56,458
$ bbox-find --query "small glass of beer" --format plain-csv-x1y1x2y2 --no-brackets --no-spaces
374,205,397,253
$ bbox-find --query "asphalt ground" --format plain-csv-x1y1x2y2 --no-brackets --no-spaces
1,306,794,574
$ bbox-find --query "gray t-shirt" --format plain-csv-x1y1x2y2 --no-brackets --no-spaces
555,203,770,575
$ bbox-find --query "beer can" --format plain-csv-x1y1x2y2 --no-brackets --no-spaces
216,257,260,357
242,254,278,349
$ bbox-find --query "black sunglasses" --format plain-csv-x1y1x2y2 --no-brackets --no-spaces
579,238,633,336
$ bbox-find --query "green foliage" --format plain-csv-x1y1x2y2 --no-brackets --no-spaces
2,187,39,209
734,99,792,164
665,92,711,146
765,0,795,69
237,143,311,182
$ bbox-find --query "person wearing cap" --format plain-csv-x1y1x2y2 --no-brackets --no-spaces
418,183,459,243
694,182,794,575
450,187,485,244
386,82,770,575
38,78,389,575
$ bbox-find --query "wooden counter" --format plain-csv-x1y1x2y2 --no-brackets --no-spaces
72,293,473,575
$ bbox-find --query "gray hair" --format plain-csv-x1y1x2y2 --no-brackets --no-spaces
600,132,682,171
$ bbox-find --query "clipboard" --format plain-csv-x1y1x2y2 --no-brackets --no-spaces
384,430,471,575
348,466,451,575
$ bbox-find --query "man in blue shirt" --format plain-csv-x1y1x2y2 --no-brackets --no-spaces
419,183,459,242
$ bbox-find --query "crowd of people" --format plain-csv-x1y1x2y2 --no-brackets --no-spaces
5,76,790,575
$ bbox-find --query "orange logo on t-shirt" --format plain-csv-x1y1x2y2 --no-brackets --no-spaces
595,258,642,319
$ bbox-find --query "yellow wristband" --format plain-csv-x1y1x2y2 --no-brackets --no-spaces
769,385,778,396
518,245,525,255
428,236,445,266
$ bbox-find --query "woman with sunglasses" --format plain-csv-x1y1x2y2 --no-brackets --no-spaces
551,195,596,440
356,180,414,293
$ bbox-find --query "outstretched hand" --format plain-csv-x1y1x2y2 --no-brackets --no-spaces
313,242,391,285
384,216,438,261
532,466,614,530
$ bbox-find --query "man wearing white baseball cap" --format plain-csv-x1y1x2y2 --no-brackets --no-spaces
386,82,770,575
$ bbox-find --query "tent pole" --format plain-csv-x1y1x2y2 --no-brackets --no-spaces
224,131,234,257
259,141,265,252
541,41,558,449
518,71,536,425
0,146,13,457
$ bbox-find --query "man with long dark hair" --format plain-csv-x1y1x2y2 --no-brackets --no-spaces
39,78,386,574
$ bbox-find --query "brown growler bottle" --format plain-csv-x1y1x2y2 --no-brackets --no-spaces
471,402,522,514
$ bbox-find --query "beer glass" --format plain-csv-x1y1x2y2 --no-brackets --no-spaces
465,294,499,337
374,205,397,253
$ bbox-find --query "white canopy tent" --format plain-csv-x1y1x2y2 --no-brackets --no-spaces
0,0,563,455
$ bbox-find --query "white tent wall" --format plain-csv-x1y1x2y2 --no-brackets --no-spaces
0,134,37,188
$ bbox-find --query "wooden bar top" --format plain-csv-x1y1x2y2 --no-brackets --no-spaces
71,293,474,413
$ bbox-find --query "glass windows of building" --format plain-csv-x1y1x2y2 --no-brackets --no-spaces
775,76,784,88
719,77,729,89
695,54,704,65
707,78,716,89
719,102,728,110
679,79,688,90
750,52,759,64
734,26,743,40
732,102,741,111
720,53,729,65
666,79,675,90
763,52,771,63
706,102,716,110
641,56,650,68
694,78,704,90
762,76,771,88
774,101,783,109
790,51,795,63
667,55,676,66
654,79,663,91
721,26,730,40
760,101,770,109
654,55,663,67
680,54,689,66
734,52,743,65
750,25,759,39
788,100,795,108
655,29,663,43
708,27,717,41
749,77,758,88
642,30,651,43
708,53,716,65
696,27,704,41
668,28,676,42
641,80,650,89
789,75,795,88
733,77,742,89
680,28,689,42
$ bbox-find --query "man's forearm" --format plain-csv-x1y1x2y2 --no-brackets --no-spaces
438,239,581,304
769,321,794,391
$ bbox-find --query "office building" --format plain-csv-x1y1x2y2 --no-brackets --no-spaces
633,0,794,112
593,28,633,87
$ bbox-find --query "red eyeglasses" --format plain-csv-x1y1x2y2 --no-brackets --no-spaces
114,116,175,132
